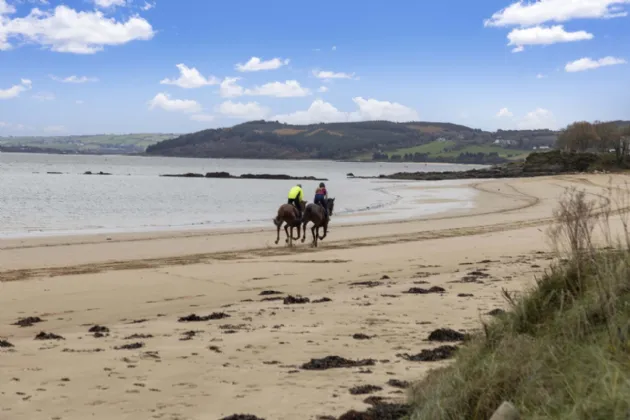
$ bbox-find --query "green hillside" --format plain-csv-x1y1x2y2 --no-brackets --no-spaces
146,120,558,164
0,133,176,154
380,140,532,161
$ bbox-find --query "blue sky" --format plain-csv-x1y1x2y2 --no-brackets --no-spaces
0,0,628,136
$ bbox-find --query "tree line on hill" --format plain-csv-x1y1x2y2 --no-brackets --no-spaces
372,151,511,164
556,120,630,164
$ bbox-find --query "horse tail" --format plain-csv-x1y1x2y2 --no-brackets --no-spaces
273,207,283,227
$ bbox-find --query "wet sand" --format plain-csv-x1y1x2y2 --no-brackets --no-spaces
1,174,628,420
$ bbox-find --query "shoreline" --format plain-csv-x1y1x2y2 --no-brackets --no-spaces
0,176,535,271
0,150,490,166
0,179,481,242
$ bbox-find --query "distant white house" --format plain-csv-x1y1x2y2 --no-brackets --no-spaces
493,139,517,146
532,145,551,150
436,137,447,142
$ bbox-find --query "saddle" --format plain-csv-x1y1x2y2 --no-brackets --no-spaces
289,204,302,222
316,201,329,217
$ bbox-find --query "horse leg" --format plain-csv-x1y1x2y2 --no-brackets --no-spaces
275,221,281,244
284,224,290,245
318,222,328,240
292,222,301,240
311,225,317,247
301,221,307,243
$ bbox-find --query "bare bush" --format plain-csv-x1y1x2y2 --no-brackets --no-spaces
546,187,598,259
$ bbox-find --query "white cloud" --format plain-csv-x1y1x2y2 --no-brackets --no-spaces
190,114,215,122
33,91,55,101
0,0,16,15
246,80,311,97
312,70,357,80
50,75,98,83
484,0,630,27
44,125,65,132
512,45,525,53
160,64,219,89
318,86,329,93
517,108,556,129
148,93,201,113
219,78,311,98
352,97,419,121
565,56,627,72
536,73,546,79
235,57,290,72
94,0,126,8
219,77,245,98
332,45,337,51
0,121,32,131
507,25,593,51
219,77,311,98
75,100,84,104
141,1,154,11
273,100,344,125
0,5,155,54
0,79,32,99
217,101,270,119
496,107,514,118
273,97,418,125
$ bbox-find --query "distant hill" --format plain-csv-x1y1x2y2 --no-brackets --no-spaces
611,120,630,128
0,133,176,155
145,120,559,164
3,120,625,162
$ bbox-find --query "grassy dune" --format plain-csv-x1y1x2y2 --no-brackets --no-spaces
409,186,630,420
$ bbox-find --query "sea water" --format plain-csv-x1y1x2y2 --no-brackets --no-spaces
0,153,485,237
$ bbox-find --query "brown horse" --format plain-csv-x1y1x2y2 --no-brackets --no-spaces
301,198,335,247
273,200,306,246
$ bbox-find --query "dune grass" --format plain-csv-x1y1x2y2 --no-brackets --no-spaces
408,184,630,420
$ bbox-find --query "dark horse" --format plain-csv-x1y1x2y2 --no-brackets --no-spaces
301,198,335,247
273,200,306,246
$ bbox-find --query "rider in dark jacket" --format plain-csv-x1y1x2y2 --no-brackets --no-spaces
314,182,329,219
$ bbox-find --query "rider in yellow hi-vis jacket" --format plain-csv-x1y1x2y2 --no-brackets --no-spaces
287,184,304,218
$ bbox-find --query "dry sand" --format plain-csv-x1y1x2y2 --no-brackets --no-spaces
1,173,628,420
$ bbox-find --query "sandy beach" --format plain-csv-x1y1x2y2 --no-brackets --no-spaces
1,173,627,420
